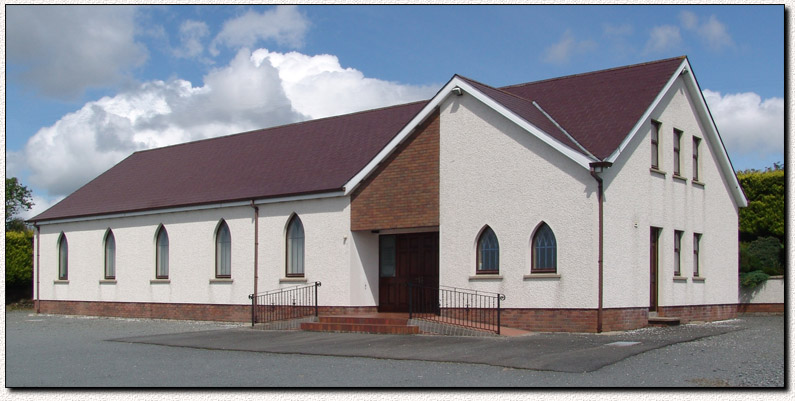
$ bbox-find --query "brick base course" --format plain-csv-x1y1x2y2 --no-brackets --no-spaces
35,300,751,331
737,303,784,315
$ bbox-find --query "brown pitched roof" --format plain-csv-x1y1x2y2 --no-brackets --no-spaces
31,57,685,222
31,101,426,221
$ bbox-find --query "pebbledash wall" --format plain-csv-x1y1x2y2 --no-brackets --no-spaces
36,195,383,320
600,75,741,325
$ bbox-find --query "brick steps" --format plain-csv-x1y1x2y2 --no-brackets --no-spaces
300,315,420,335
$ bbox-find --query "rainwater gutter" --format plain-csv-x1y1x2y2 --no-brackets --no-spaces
589,161,612,333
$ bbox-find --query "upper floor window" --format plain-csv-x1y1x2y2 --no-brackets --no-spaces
693,234,701,277
692,137,701,181
673,129,683,176
155,225,169,279
58,233,68,280
104,229,116,279
673,230,683,277
532,223,557,273
215,220,231,278
476,226,499,274
286,215,305,277
651,120,661,169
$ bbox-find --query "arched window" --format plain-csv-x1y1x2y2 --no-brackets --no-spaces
476,226,499,274
532,223,557,273
104,229,116,279
286,215,305,277
58,233,68,280
155,225,169,279
215,220,231,278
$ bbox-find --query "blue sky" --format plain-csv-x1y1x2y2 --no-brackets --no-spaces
4,4,785,218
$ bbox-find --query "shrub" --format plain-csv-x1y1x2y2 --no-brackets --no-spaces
5,231,33,286
739,270,770,288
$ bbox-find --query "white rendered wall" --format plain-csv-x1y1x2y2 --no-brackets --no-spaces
35,195,378,307
739,276,785,304
601,77,741,309
438,94,599,309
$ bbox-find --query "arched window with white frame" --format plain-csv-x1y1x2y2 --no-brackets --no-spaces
286,215,305,277
215,220,231,278
58,232,68,280
155,225,169,279
104,229,116,279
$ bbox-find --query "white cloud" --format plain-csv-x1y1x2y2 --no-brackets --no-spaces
543,30,597,64
643,25,681,54
703,89,784,163
679,12,734,51
6,5,147,99
679,10,699,30
19,48,437,199
209,6,308,56
173,20,210,59
698,15,735,51
603,23,633,37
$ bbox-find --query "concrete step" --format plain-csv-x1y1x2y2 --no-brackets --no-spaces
648,316,681,326
317,316,410,326
300,321,419,335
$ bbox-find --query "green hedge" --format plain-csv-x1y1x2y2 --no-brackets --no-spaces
6,231,33,286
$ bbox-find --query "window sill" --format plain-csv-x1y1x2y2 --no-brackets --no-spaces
99,279,117,284
672,174,687,182
672,276,688,282
53,280,69,284
692,277,706,282
150,279,170,284
649,168,667,177
692,180,705,188
210,278,233,284
469,275,503,281
280,277,307,283
523,273,561,280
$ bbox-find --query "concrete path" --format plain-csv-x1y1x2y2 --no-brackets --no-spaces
111,319,743,373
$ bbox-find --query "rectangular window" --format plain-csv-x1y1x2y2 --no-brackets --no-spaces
693,137,701,181
379,235,396,278
693,234,701,277
673,129,682,176
674,230,683,276
651,120,660,169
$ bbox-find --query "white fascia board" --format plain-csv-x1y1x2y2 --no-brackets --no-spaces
678,59,748,207
605,59,688,165
343,77,594,195
34,191,347,226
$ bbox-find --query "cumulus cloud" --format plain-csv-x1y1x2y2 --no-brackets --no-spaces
18,48,437,198
543,30,598,64
679,10,699,30
6,5,147,99
210,6,308,56
643,25,681,54
703,89,784,163
173,20,210,59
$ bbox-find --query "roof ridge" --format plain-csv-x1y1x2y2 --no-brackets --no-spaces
457,74,539,105
134,99,429,155
498,56,686,90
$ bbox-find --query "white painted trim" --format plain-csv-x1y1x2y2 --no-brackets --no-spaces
343,76,595,196
34,191,346,225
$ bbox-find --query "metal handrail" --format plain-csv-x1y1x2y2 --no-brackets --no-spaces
407,282,505,335
248,281,321,326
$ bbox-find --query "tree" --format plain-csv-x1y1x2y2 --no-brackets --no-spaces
5,177,33,231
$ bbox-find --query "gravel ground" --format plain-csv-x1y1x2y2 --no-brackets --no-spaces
3,310,786,388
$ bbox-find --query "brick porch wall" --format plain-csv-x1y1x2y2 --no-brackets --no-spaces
350,109,439,231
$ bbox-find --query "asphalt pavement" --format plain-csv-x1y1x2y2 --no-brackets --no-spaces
3,310,786,387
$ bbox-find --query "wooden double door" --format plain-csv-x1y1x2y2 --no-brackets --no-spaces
378,232,439,312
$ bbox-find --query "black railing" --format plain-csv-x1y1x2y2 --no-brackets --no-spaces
248,281,321,326
408,283,505,335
